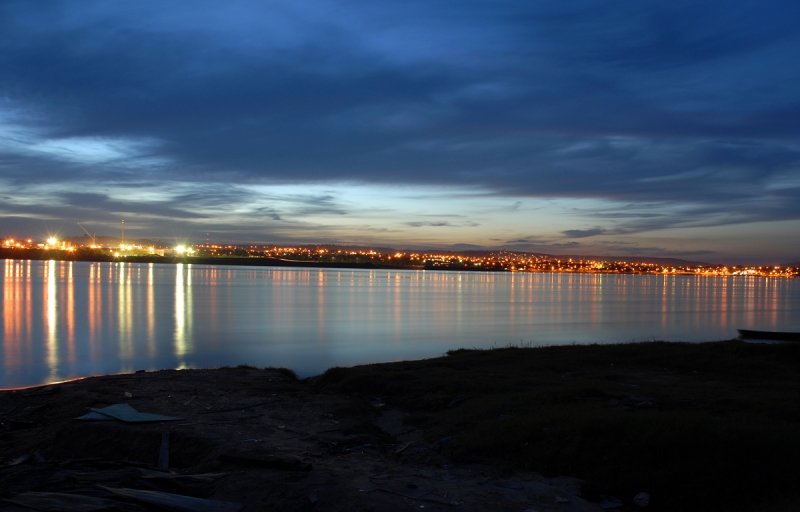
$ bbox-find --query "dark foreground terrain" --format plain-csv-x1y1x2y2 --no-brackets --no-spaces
2,340,800,511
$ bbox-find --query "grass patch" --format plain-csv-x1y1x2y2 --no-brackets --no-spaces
314,341,800,511
217,364,299,381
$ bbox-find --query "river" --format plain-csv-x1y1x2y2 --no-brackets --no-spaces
2,259,799,388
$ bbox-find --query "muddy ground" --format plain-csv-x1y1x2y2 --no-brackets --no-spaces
0,367,603,512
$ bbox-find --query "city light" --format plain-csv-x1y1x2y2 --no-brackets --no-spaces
0,234,797,277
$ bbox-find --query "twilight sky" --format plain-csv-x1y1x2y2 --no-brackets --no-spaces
1,1,799,264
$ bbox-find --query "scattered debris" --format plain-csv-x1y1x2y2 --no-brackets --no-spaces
125,391,133,398
137,468,228,483
1,367,603,511
599,495,624,509
76,403,182,423
100,486,244,512
5,454,30,467
395,441,413,454
447,395,470,407
5,491,137,512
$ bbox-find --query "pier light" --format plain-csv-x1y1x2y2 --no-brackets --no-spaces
175,245,186,254
188,247,195,254
47,237,57,245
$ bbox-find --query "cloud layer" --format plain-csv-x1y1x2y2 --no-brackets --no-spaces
0,0,799,262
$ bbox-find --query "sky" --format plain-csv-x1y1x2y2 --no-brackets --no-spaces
1,1,799,264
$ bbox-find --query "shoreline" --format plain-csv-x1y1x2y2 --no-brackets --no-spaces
0,334,787,392
3,250,797,277
0,339,722,393
2,340,800,511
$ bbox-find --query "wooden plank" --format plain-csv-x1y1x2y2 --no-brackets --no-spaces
99,487,243,512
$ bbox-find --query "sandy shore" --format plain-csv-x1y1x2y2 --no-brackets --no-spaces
0,366,601,512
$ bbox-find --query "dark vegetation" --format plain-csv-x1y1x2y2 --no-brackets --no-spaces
315,340,800,512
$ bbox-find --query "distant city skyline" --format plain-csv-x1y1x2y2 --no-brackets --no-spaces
1,1,799,265
4,235,797,276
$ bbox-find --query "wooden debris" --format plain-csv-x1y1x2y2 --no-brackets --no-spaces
138,468,229,483
76,403,182,423
5,491,139,512
395,441,413,454
100,486,244,512
5,454,29,467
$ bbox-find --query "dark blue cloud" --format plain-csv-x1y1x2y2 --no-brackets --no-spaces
0,0,798,254
562,228,606,239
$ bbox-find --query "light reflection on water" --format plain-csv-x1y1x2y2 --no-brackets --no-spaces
1,259,799,389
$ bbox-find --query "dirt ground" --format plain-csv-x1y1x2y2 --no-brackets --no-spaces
0,367,604,512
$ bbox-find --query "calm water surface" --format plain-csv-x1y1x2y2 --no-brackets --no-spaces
2,259,799,388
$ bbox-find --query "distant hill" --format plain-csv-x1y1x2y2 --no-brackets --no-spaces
309,245,715,266
55,237,731,267
306,244,399,254
452,248,714,267
559,254,714,267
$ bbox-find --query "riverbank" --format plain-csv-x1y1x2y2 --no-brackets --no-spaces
0,248,394,270
5,249,797,277
2,340,800,511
